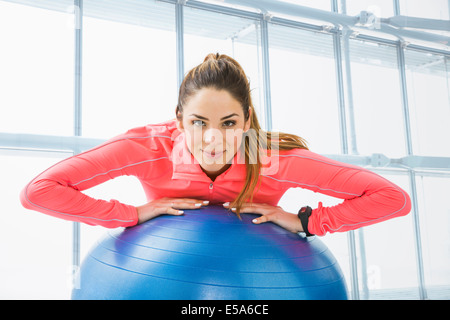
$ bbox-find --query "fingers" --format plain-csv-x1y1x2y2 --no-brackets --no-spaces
222,202,277,224
223,202,271,215
162,198,209,214
252,214,272,224
165,206,185,216
138,198,209,224
171,200,209,210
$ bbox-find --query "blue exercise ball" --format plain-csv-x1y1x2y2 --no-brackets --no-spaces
72,205,348,300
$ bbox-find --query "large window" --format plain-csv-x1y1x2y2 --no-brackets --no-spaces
0,1,74,136
346,39,406,158
399,0,449,20
344,0,395,17
354,172,417,299
405,48,450,299
280,0,331,11
0,151,73,299
268,24,341,154
82,0,176,139
1,0,449,300
416,174,450,299
405,50,450,157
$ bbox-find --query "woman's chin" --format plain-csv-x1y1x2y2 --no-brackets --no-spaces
197,153,233,173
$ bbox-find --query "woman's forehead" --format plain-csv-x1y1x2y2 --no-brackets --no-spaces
183,88,244,119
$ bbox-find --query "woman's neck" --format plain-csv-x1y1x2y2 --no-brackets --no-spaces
201,163,232,182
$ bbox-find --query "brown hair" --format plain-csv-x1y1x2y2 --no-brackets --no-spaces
176,53,308,217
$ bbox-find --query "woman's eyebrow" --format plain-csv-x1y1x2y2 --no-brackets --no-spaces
189,113,239,120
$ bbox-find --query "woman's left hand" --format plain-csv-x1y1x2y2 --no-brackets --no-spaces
223,202,304,234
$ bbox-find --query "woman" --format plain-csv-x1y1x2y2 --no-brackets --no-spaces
20,53,411,236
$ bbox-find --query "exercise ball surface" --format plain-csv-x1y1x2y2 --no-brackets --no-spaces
72,205,348,300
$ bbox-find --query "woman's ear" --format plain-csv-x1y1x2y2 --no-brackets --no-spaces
176,113,184,132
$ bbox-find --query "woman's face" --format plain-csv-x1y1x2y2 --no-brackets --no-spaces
177,88,251,176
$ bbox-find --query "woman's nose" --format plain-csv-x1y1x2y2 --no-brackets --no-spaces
203,128,222,144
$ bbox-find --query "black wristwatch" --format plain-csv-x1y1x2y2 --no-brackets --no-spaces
298,206,314,237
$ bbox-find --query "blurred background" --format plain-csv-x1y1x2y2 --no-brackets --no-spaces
0,0,449,299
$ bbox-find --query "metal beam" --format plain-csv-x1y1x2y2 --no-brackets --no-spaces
332,12,360,300
176,0,185,90
260,14,272,132
218,0,450,46
74,0,83,140
1,132,448,171
0,132,104,153
397,37,428,300
73,0,83,294
221,0,357,26
385,15,450,32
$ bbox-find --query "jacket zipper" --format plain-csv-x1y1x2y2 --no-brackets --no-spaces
209,182,214,201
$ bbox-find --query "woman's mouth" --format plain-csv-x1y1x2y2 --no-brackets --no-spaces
202,149,225,159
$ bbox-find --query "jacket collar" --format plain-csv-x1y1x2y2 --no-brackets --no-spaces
171,130,246,182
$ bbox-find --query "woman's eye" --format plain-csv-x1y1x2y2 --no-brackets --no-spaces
223,121,236,127
191,120,235,127
192,120,206,127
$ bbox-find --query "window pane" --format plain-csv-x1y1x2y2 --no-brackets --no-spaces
416,174,450,299
344,0,394,17
347,39,406,157
355,172,418,299
278,0,331,11
183,5,263,119
399,0,449,20
82,0,176,139
269,24,341,154
405,50,450,157
0,1,74,135
0,151,73,299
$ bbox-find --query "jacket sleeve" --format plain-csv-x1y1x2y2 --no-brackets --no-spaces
19,135,145,228
275,149,412,236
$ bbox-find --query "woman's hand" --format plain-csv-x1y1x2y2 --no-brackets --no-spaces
223,202,303,234
137,197,209,224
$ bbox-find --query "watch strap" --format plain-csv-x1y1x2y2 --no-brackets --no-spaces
298,206,314,237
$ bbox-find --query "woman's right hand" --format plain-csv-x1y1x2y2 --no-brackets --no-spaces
136,197,209,224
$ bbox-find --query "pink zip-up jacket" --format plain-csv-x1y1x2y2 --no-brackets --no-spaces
20,119,411,236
